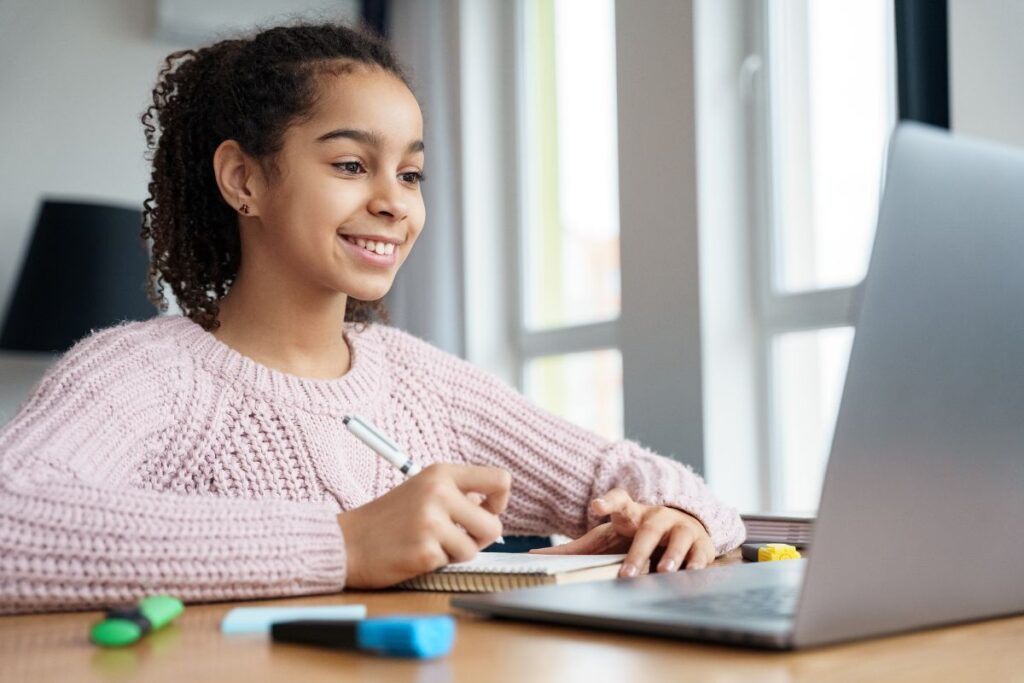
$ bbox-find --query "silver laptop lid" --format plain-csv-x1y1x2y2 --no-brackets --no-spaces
793,124,1024,647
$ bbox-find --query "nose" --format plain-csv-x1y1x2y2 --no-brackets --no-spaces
367,177,409,222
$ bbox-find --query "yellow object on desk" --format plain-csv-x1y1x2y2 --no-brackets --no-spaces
757,543,802,562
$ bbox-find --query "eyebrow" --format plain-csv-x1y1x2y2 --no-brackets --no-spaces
315,128,424,154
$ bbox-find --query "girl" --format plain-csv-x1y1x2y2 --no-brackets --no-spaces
0,23,744,614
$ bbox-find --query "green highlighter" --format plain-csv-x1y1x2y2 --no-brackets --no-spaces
90,595,184,648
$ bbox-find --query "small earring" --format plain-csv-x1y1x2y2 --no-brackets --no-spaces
239,203,250,215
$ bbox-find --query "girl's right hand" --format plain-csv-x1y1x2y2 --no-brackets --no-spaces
336,463,511,589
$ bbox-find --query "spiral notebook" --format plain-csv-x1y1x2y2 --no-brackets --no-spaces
398,553,628,592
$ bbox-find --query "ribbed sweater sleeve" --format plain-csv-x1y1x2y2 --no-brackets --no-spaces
433,349,745,556
0,325,346,615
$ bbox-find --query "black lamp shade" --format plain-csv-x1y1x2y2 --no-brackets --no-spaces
1,199,154,353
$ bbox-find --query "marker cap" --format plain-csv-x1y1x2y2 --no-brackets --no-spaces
357,615,456,658
90,618,144,647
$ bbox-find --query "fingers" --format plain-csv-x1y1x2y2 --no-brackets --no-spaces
591,487,635,516
591,488,645,532
620,514,669,578
437,464,512,515
656,524,716,572
682,535,716,570
449,493,504,548
437,520,480,565
406,465,509,564
655,523,697,573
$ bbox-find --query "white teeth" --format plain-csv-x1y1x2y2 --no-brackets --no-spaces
342,235,396,256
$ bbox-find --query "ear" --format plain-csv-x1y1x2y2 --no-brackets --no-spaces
212,140,264,218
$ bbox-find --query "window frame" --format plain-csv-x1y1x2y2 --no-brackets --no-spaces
511,0,621,389
462,0,708,472
746,0,896,509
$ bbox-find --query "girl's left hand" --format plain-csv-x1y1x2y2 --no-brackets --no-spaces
528,488,716,577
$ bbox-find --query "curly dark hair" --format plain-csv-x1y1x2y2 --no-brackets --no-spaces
140,22,411,330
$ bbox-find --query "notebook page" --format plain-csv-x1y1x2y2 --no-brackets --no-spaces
435,552,627,576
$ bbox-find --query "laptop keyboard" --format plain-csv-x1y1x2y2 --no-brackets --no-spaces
654,586,799,619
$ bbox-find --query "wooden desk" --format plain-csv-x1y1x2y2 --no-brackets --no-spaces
2,551,1022,683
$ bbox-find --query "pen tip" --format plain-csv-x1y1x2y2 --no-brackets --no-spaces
342,416,350,424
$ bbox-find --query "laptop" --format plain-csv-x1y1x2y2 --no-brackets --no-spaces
453,124,1024,649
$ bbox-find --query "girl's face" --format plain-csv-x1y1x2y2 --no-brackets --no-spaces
253,66,426,303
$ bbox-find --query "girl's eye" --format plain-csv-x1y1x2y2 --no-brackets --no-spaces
333,161,365,175
400,171,425,186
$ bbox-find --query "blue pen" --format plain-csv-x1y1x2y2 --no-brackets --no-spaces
271,616,456,659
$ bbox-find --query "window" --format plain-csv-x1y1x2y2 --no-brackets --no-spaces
524,349,623,441
515,0,623,440
752,0,897,510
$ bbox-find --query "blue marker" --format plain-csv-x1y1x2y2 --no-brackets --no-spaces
271,615,456,659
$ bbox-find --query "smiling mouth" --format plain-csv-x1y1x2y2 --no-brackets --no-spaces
340,235,397,256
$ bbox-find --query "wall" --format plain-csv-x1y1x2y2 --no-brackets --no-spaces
0,0,359,322
949,0,1024,148
0,1,185,318
385,0,467,356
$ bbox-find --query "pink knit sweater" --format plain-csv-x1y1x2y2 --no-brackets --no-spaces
0,316,744,614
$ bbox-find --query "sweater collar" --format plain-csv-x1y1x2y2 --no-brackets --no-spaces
162,315,383,414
